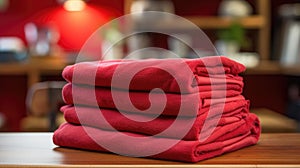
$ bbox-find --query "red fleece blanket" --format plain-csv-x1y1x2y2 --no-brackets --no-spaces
53,113,260,163
62,56,245,93
62,83,246,117
61,99,250,140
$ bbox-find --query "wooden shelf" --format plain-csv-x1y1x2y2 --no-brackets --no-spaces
124,0,270,60
0,57,67,86
245,60,300,76
281,66,300,76
186,15,265,29
0,58,66,75
0,63,29,75
134,15,265,31
245,60,282,75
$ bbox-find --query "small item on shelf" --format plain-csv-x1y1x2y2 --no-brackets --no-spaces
0,37,28,63
128,0,175,59
130,0,175,27
218,0,253,17
24,22,61,57
126,34,151,59
167,34,192,58
278,3,300,67
101,21,124,60
130,0,175,14
215,22,248,57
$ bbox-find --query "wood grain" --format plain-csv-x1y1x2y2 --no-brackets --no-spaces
0,133,300,167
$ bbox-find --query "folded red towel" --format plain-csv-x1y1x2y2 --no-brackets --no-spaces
62,56,245,93
62,83,246,116
61,100,250,140
53,113,260,163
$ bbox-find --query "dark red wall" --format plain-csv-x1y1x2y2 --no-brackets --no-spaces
0,0,123,131
0,76,27,131
243,74,288,114
0,0,123,51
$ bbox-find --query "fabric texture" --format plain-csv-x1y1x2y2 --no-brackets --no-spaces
54,56,261,163
61,99,250,140
62,83,246,117
53,113,260,163
62,56,245,93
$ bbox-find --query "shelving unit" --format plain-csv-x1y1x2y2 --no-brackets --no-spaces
186,15,265,29
124,0,270,61
0,57,67,87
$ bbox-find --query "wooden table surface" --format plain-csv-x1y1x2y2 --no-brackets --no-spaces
0,133,300,168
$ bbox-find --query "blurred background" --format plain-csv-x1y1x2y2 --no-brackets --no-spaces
0,0,299,133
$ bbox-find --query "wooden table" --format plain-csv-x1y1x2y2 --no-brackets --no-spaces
0,133,300,167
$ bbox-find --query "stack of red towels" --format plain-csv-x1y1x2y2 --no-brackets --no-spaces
53,56,261,163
